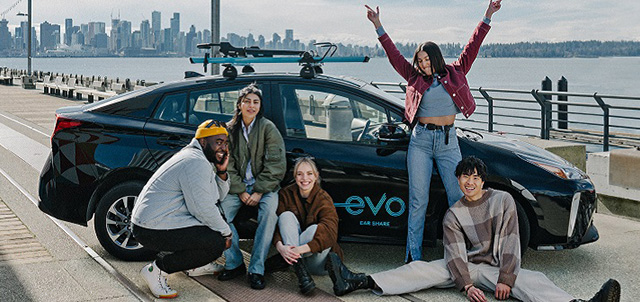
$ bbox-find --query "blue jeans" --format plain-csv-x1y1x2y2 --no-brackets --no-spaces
406,124,463,262
220,185,279,275
278,211,330,275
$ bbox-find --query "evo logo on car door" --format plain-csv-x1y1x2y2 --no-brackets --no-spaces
334,193,406,217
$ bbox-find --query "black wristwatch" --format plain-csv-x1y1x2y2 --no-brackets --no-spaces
216,170,227,175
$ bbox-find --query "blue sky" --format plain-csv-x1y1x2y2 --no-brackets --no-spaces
2,0,639,45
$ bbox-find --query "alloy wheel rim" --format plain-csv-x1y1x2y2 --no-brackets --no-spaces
105,195,142,250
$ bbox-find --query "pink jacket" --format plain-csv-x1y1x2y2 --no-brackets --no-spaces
378,22,491,123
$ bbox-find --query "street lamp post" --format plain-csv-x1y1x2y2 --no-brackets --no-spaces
211,0,220,75
17,0,34,89
27,0,31,76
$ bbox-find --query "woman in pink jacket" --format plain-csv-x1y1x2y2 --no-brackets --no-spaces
365,0,502,263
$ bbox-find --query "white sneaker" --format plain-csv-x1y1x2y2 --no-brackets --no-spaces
185,262,225,277
140,261,178,299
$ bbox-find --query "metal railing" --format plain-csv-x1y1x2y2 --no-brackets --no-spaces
371,82,640,151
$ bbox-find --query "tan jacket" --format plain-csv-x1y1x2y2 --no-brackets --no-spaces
273,183,343,259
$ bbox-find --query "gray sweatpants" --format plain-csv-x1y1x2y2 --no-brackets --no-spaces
370,259,574,302
278,211,331,275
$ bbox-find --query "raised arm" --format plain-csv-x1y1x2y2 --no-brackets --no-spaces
365,5,417,81
365,5,382,29
485,0,502,19
453,0,501,74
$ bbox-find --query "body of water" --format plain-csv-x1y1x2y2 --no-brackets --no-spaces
2,56,639,96
2,56,639,149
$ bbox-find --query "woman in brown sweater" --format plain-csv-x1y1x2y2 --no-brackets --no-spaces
272,157,342,295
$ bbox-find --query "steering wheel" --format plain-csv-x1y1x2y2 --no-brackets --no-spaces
357,120,371,142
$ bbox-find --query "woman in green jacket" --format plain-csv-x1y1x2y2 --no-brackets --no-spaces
218,83,286,290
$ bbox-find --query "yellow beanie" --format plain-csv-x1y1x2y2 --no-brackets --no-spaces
195,120,228,139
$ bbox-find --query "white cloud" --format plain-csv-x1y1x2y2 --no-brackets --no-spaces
3,0,639,45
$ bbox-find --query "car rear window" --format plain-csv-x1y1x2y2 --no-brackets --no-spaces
89,90,159,118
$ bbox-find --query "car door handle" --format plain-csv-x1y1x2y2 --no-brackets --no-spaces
288,148,313,160
157,136,186,148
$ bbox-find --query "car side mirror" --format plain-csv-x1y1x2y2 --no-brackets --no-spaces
377,123,409,144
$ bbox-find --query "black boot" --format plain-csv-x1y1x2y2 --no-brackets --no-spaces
571,279,621,302
325,252,368,296
588,279,620,302
292,259,315,295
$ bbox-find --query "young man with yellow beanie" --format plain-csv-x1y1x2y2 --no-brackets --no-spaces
131,120,233,299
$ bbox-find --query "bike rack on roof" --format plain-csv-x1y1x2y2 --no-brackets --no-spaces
189,42,369,79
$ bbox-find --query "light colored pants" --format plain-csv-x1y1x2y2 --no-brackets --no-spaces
220,186,279,275
278,211,330,275
406,125,464,262
371,259,575,302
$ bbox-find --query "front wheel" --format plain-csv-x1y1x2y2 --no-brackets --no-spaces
94,181,155,261
515,201,531,257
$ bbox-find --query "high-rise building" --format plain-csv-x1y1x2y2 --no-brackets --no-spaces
247,33,255,47
170,12,180,42
71,31,84,46
0,19,11,51
283,29,294,50
87,22,105,46
140,20,151,48
40,21,60,51
203,29,211,43
131,30,142,49
285,29,293,41
272,33,281,49
151,11,161,46
258,35,265,48
186,25,196,54
163,28,172,51
64,18,73,45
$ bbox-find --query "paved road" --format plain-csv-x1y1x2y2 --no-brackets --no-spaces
0,85,637,301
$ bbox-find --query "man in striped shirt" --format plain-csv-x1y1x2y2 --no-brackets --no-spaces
326,156,620,302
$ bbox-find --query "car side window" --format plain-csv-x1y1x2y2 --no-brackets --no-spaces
188,86,241,125
153,93,188,123
280,84,390,145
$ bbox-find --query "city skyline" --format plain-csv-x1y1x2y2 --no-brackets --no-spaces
1,0,639,47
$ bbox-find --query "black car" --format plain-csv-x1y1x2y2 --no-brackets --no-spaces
38,71,599,260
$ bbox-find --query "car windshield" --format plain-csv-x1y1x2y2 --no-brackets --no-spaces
360,82,405,108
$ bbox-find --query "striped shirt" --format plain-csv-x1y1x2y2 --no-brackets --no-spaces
443,188,521,291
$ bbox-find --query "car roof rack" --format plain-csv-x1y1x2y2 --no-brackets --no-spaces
190,42,369,79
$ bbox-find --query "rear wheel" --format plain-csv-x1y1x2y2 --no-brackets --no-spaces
94,181,155,261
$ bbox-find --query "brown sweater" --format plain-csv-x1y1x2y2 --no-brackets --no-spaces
443,188,521,291
273,183,343,259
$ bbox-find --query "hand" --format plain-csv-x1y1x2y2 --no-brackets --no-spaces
276,242,300,265
246,192,263,207
291,244,311,256
224,236,232,250
484,0,502,19
495,283,511,300
466,285,487,302
239,192,251,204
365,5,382,28
214,153,229,174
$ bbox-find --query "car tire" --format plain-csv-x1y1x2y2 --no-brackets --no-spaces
94,181,155,261
515,201,530,257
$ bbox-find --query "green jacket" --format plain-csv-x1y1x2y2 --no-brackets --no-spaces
228,117,286,194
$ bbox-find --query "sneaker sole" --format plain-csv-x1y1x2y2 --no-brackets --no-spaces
185,271,222,277
158,292,178,299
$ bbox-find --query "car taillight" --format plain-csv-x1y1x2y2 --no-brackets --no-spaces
52,115,83,143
